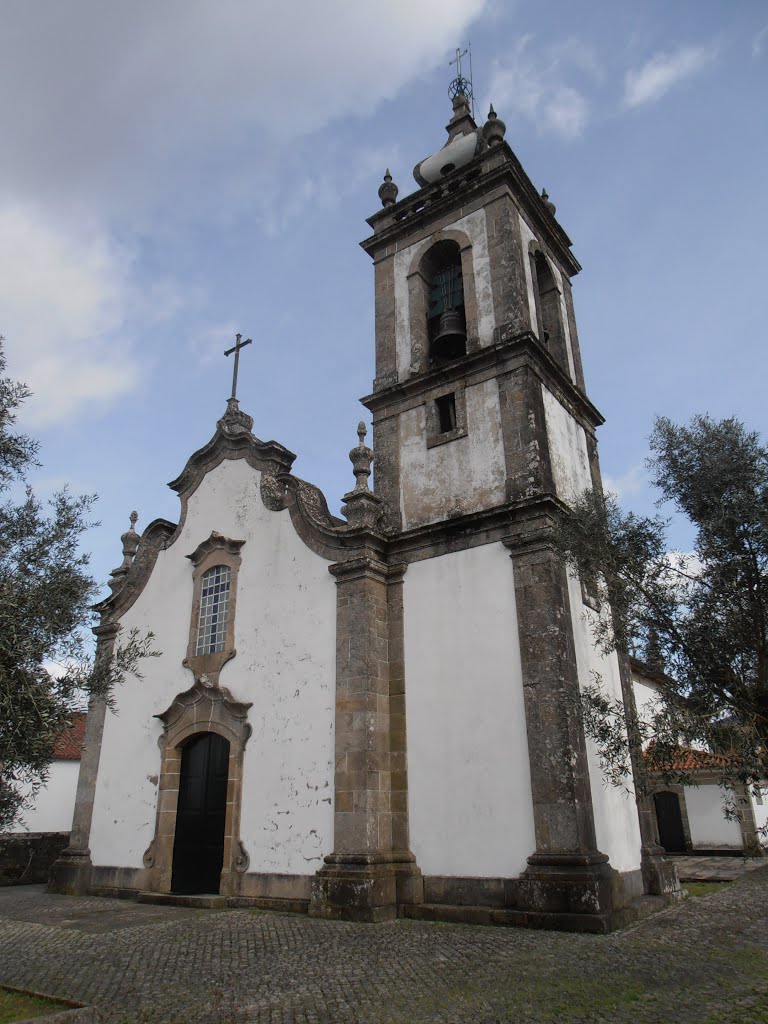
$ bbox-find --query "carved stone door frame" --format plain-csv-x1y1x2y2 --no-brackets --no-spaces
144,678,252,896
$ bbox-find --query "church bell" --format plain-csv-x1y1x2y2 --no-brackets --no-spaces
431,308,467,362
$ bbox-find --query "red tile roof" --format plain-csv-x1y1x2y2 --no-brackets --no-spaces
643,742,733,772
52,713,87,760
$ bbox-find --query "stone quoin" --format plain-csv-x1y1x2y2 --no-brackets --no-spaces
50,81,680,931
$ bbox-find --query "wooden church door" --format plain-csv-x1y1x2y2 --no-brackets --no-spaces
654,791,686,853
171,732,230,894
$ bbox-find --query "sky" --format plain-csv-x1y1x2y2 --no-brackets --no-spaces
1,0,767,608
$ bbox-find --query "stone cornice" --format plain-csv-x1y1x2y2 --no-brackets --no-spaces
361,329,604,433
362,143,580,279
387,495,568,565
328,555,390,584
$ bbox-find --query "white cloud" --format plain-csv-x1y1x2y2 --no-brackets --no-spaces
753,25,768,59
544,87,589,140
0,2,487,425
484,36,595,140
623,45,716,108
0,1,487,221
0,205,141,426
602,462,647,502
188,321,241,367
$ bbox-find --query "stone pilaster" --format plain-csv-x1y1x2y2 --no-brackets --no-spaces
615,651,681,897
484,197,530,337
736,784,766,856
49,621,119,895
309,554,422,922
373,254,397,388
560,277,587,392
585,431,680,899
503,519,625,928
498,363,556,502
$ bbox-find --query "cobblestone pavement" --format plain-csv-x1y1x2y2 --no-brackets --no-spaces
2,870,768,1024
670,853,766,882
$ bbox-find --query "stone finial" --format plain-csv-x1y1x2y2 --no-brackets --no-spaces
217,396,254,436
122,511,139,553
349,421,374,493
541,187,557,216
482,103,506,147
108,511,140,592
341,421,383,529
378,169,399,208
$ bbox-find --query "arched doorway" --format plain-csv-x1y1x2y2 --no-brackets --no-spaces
171,731,230,894
654,791,687,853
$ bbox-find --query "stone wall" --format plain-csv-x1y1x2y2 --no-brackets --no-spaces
0,832,70,885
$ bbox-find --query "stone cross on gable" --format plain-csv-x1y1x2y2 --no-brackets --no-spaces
224,333,252,400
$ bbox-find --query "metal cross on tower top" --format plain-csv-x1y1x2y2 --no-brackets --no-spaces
448,44,474,114
224,333,252,400
449,47,468,79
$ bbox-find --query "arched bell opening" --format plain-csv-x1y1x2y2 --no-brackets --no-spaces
425,239,467,365
530,247,569,374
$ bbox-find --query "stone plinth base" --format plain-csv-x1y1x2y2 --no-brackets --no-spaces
519,854,624,917
309,851,423,923
404,856,678,932
641,846,682,896
402,892,675,932
48,847,93,895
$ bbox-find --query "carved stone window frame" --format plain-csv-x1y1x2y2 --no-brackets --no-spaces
184,532,245,684
426,382,468,449
144,679,253,897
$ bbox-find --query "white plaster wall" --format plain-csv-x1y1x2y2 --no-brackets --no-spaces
399,379,507,530
541,385,591,505
752,788,768,844
632,679,663,727
553,395,641,873
684,785,743,849
393,207,496,380
568,573,643,873
5,761,80,834
404,542,536,877
89,458,336,875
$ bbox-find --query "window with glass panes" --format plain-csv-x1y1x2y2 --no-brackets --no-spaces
196,565,231,655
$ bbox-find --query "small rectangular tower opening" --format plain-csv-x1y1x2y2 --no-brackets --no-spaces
436,393,457,434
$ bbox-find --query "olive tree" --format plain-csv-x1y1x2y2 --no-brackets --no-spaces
0,339,153,829
558,415,768,807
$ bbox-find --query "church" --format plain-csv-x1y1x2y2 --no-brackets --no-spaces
50,76,680,931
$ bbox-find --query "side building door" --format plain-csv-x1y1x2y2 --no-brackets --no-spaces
654,790,687,853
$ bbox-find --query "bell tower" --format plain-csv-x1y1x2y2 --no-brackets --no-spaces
357,79,678,929
361,85,591,535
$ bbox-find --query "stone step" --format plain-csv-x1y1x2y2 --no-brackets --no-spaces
400,903,527,927
401,894,676,933
228,895,309,915
136,891,227,910
135,891,309,915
